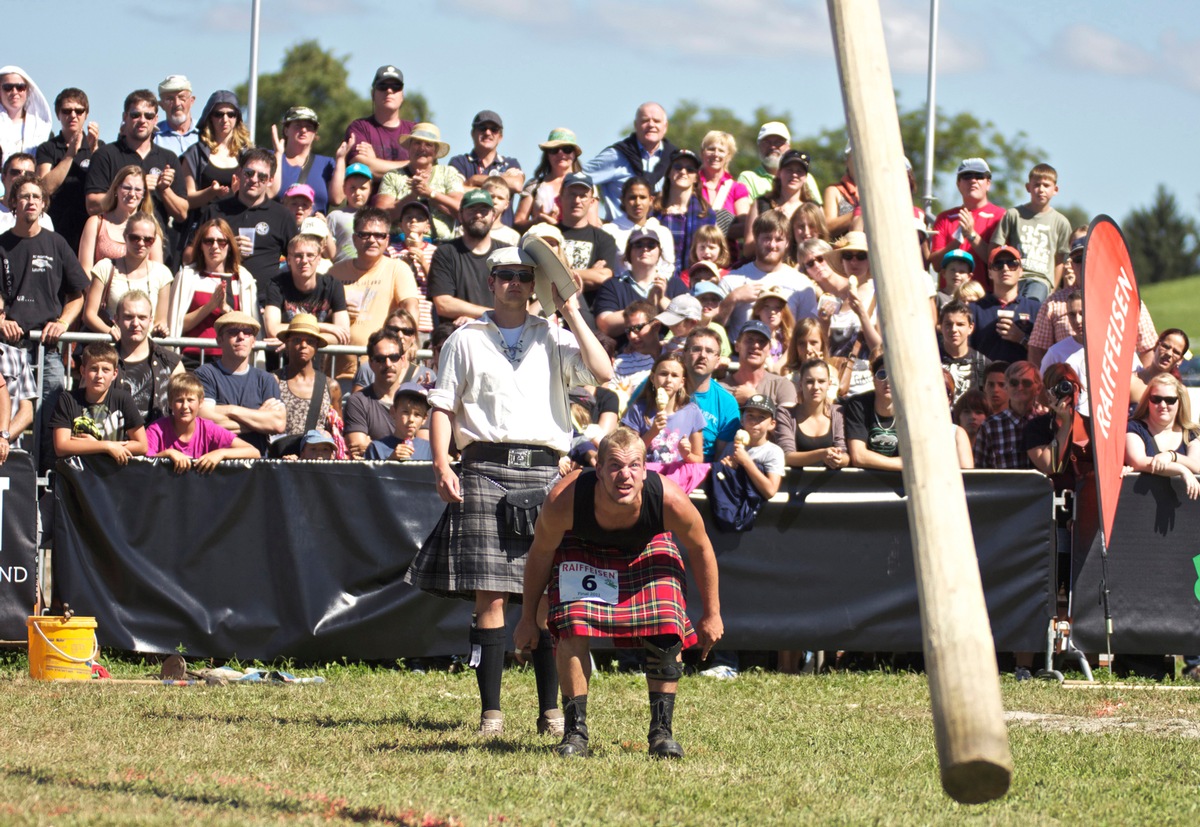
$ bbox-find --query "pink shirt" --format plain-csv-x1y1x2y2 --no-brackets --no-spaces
147,417,236,458
699,170,750,214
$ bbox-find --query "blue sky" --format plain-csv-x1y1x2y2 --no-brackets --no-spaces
13,0,1200,224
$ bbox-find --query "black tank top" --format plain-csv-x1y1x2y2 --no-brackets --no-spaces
573,470,665,551
794,425,833,452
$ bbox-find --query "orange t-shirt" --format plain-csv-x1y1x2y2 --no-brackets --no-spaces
329,255,419,379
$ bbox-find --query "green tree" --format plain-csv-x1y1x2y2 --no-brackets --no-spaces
234,40,431,157
664,95,1044,209
1122,185,1200,284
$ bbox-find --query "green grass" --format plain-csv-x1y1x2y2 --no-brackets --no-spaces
1139,274,1200,339
2,651,1200,825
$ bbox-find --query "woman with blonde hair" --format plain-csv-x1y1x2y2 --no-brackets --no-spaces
1124,372,1200,498
77,165,162,272
83,213,173,338
698,130,750,235
182,91,251,210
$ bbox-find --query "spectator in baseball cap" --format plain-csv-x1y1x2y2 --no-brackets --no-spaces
345,65,416,175
448,110,524,228
270,104,346,214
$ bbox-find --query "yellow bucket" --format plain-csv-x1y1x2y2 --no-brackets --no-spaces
27,616,99,681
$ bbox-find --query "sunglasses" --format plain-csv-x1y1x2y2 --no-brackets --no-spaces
126,233,155,245
386,325,417,337
991,260,1020,270
476,124,501,134
126,111,157,121
355,231,388,242
1007,378,1036,388
874,369,889,381
672,165,698,175
549,146,576,155
803,256,824,269
632,240,659,250
241,169,271,182
202,237,229,247
493,269,535,284
224,327,257,339
842,251,868,262
375,83,404,93
1149,395,1179,405
959,173,989,181
371,352,403,364
2,83,27,93
59,106,86,116
212,110,239,120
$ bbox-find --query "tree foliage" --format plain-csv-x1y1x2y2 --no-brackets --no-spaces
1122,185,1200,284
663,95,1045,209
234,40,431,157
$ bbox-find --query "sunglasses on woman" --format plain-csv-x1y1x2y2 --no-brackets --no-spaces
842,251,868,262
1149,395,1179,405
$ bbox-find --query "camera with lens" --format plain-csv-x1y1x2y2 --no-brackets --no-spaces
1051,379,1076,402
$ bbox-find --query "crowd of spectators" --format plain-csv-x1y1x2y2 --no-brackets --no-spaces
0,63,1192,675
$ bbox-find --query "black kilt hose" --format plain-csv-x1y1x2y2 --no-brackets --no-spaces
405,448,560,600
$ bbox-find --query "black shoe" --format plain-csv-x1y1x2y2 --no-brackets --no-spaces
648,730,684,759
555,731,589,758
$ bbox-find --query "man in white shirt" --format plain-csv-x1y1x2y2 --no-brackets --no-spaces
405,245,612,738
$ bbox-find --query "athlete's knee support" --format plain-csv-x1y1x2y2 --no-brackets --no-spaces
643,635,684,681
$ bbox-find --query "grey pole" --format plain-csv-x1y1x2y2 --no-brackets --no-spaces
921,0,940,216
247,0,262,142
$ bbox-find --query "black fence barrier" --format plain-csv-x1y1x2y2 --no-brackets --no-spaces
1073,474,1200,655
0,451,37,640
53,459,1056,661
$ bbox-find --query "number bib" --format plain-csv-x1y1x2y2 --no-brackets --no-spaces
558,562,619,605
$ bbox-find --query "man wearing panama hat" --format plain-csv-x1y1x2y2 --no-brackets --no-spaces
194,309,285,456
374,122,465,240
406,244,613,737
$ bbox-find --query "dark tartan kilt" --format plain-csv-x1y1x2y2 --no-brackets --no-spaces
548,531,697,648
404,459,559,600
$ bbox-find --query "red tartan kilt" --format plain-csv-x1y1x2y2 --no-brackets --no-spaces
548,531,697,648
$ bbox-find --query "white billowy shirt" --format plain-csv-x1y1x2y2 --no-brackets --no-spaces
430,312,599,453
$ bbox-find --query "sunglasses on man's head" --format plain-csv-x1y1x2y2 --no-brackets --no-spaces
493,269,535,284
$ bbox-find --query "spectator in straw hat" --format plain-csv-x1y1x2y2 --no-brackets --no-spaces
194,309,285,456
515,127,586,232
374,122,464,240
271,313,342,458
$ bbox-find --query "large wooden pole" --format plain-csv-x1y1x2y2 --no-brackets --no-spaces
828,0,1013,804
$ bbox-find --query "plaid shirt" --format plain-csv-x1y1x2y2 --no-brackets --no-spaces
974,408,1038,469
0,341,34,410
1030,287,1157,353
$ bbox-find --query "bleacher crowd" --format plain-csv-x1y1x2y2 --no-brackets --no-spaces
2,62,1196,678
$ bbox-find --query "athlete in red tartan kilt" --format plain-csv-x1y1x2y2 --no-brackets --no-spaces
517,427,722,759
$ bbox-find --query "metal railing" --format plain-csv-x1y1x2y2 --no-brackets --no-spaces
24,330,432,477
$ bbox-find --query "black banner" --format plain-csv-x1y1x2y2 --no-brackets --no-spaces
0,451,38,640
695,469,1055,652
54,460,1055,660
1073,474,1200,654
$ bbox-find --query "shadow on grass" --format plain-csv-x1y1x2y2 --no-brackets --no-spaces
141,709,459,732
0,765,455,826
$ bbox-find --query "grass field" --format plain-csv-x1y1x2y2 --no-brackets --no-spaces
1138,274,1200,340
3,652,1200,826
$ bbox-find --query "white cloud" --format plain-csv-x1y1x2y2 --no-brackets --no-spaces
879,0,976,75
1056,23,1156,75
